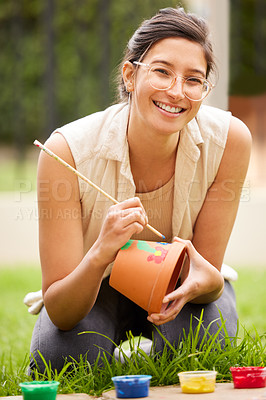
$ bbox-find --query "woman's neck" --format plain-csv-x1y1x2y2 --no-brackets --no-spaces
127,120,179,192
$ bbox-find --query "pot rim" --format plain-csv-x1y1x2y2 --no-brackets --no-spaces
147,241,186,314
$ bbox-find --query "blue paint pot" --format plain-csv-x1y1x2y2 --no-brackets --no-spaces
112,375,152,398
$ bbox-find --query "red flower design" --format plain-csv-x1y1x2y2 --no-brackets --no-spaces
147,246,168,264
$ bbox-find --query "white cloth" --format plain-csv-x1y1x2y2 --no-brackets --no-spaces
23,290,43,315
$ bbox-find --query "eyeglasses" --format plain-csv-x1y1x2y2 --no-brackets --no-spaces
133,61,214,101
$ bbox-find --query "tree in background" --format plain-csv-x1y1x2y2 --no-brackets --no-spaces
0,0,181,149
2,0,264,149
230,0,266,96
229,0,266,144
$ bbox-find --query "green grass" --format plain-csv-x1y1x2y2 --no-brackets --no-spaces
234,267,266,333
0,266,41,367
0,265,265,397
0,152,37,192
1,315,265,397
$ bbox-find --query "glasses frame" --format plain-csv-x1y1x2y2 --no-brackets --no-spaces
133,61,214,101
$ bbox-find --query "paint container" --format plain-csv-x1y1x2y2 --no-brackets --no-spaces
112,375,152,398
178,371,217,393
109,239,186,315
230,367,266,388
19,381,60,400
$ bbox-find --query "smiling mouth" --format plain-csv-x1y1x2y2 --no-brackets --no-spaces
154,101,184,114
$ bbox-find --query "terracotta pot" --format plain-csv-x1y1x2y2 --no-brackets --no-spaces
109,240,186,315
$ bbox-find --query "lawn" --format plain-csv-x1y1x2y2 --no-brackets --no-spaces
0,148,37,192
0,265,265,366
0,264,265,396
0,266,41,367
233,267,266,334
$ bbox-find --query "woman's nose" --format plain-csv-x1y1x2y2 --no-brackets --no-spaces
166,76,185,99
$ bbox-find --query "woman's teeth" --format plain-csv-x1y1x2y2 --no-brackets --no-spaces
154,101,183,114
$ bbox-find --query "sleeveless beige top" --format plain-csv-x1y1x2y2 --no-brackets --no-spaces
53,103,231,278
132,175,174,243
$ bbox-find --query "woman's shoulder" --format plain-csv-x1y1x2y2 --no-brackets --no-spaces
51,103,129,166
193,105,251,169
197,105,251,147
195,105,232,147
227,114,252,153
198,104,231,119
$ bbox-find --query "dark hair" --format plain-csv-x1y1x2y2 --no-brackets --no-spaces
117,7,216,102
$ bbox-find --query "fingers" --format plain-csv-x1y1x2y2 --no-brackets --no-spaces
146,283,189,325
147,297,187,325
106,210,147,237
173,236,193,251
99,197,148,248
147,269,196,325
147,237,223,326
117,197,147,217
173,236,210,270
94,197,149,267
108,197,148,229
108,206,148,228
173,236,200,262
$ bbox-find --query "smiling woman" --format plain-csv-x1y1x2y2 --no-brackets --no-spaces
123,37,209,140
29,7,252,374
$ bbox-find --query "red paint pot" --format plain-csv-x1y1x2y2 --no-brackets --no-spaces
109,240,186,315
230,367,266,388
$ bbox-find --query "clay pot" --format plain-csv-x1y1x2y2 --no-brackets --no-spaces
109,240,186,315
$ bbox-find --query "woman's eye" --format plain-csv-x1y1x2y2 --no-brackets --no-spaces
153,68,170,76
187,77,203,85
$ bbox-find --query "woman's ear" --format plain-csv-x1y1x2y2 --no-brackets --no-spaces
122,61,135,92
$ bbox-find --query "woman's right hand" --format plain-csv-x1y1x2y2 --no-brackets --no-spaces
92,197,148,267
38,135,148,329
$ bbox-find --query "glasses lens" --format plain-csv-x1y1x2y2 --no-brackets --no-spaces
147,64,211,101
149,65,174,90
184,77,209,101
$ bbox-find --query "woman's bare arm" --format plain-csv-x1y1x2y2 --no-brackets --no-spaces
38,133,147,330
148,116,252,325
191,116,252,269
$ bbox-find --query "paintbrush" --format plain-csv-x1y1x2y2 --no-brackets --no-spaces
34,140,165,240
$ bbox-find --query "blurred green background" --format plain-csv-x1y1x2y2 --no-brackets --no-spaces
0,0,183,153
0,0,265,154
0,0,265,369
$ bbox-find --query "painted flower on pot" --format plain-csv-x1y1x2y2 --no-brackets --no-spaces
147,246,168,264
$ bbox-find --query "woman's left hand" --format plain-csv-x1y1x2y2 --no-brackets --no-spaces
147,236,224,326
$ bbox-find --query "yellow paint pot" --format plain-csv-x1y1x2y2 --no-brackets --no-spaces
178,371,217,393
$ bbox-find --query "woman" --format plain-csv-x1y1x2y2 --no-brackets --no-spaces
30,7,251,372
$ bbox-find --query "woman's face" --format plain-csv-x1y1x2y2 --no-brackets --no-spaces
126,37,208,138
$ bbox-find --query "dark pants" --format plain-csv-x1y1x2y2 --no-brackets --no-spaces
29,278,238,373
